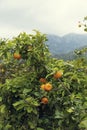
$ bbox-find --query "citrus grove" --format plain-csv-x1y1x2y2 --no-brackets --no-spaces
0,30,87,130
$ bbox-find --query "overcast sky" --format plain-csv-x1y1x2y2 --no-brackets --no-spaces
0,0,87,38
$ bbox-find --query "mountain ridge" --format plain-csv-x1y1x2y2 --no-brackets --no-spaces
46,33,87,56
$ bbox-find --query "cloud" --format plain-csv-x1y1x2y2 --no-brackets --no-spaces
0,0,87,37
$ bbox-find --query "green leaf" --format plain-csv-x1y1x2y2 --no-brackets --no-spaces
84,28,87,32
0,104,6,113
0,97,2,102
26,107,32,113
83,101,87,109
0,124,3,129
84,16,87,20
37,127,44,130
13,100,24,107
23,88,32,95
79,118,87,129
55,110,64,119
4,124,12,130
28,121,36,129
67,107,74,113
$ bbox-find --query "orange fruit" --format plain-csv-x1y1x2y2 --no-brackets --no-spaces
44,83,52,91
39,78,47,83
41,97,48,104
40,84,45,90
54,71,63,79
13,53,21,60
40,83,52,91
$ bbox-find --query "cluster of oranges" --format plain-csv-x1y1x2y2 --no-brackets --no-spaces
40,71,63,104
39,78,52,104
13,50,63,105
40,83,52,91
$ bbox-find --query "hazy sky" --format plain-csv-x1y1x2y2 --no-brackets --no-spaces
0,0,87,38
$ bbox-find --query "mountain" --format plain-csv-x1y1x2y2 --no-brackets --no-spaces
46,33,87,59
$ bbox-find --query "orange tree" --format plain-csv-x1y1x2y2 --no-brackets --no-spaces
0,30,87,130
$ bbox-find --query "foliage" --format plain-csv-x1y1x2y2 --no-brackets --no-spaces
78,16,87,31
0,30,87,130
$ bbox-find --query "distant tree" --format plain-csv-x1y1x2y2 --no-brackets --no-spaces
78,16,87,31
77,17,87,55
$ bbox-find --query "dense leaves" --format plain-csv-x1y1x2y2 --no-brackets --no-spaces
0,30,87,130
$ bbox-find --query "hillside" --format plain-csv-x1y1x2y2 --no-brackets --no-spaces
46,33,87,59
46,33,87,55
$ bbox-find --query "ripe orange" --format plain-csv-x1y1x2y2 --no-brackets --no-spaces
39,78,47,83
40,83,52,91
41,97,48,104
54,71,63,79
44,83,52,91
40,84,45,90
13,53,21,60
